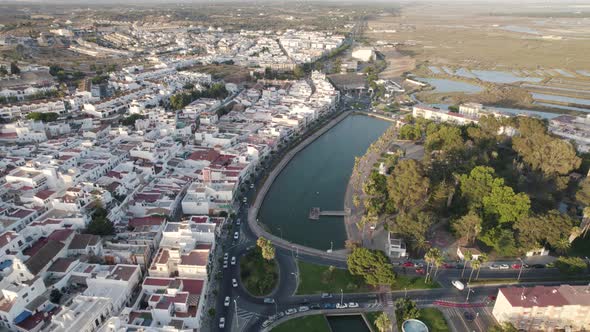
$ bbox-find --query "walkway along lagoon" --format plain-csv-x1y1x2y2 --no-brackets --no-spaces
256,113,391,251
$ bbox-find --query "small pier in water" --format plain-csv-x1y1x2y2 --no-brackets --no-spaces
309,208,350,220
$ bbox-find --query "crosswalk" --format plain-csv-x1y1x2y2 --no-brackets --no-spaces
236,307,257,321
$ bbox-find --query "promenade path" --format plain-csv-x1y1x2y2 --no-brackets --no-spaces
247,111,352,262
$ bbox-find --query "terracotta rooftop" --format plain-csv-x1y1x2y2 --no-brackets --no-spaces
500,285,590,308
179,250,209,266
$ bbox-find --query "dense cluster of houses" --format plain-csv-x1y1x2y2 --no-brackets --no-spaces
0,35,340,331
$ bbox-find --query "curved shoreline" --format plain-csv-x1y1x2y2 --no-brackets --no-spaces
247,110,352,261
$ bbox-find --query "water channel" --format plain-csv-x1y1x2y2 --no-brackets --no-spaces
258,114,391,251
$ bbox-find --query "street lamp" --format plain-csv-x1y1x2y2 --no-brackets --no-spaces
517,258,524,282
340,288,344,306
465,288,474,303
291,272,299,285
234,296,240,329
274,298,278,316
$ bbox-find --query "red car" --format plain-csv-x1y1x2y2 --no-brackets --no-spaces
402,261,415,267
415,268,425,275
442,263,454,269
511,264,522,269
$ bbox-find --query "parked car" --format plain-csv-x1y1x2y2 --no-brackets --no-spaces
511,264,522,269
264,298,275,304
531,264,545,269
336,303,348,309
452,280,465,291
323,303,336,309
310,304,321,310
348,302,359,308
219,317,225,328
499,264,510,269
402,261,415,267
234,232,239,240
232,278,238,288
321,293,332,299
231,256,236,265
489,264,501,270
285,308,297,315
299,306,309,312
415,268,425,275
224,296,230,307
442,263,455,269
262,320,272,328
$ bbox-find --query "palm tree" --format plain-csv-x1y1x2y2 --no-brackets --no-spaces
554,237,571,255
424,249,434,283
469,259,480,283
424,248,442,283
476,253,487,280
432,255,443,281
461,250,472,278
375,312,391,332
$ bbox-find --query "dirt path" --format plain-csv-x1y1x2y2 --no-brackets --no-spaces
377,48,416,80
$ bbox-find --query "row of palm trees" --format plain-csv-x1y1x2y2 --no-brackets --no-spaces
423,248,488,284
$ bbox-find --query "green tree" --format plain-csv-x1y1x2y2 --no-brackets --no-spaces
576,179,590,206
475,253,487,280
256,237,276,260
451,212,482,245
391,211,433,249
554,256,586,275
87,207,115,236
425,124,464,153
489,322,518,332
0,65,7,76
459,166,505,210
347,247,396,286
121,113,145,126
395,298,420,321
424,248,442,283
398,124,422,140
387,159,430,212
26,112,59,122
514,210,574,251
513,117,581,176
10,62,20,75
375,312,391,332
49,289,62,304
293,66,305,79
479,227,519,257
333,58,342,74
482,185,530,224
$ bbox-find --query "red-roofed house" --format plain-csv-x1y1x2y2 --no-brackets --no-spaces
493,285,590,331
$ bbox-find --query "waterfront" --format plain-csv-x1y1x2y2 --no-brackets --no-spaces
257,114,391,250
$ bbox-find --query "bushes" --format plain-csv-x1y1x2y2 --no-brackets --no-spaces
554,256,587,275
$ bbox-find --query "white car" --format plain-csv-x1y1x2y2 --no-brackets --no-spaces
298,306,309,312
348,302,359,308
234,232,239,240
232,278,238,288
243,197,247,203
285,308,297,315
219,317,225,329
236,219,241,226
223,253,229,260
336,303,348,309
231,256,236,265
499,264,510,269
223,261,228,269
224,296,230,307
250,184,255,189
452,280,465,291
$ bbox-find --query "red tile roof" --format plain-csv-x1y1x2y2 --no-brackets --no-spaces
179,250,209,266
47,229,74,243
143,277,173,287
129,216,166,228
0,231,17,248
179,279,204,295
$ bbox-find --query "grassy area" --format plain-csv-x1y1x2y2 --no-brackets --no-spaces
271,314,330,332
419,308,449,332
296,261,373,295
364,311,383,331
239,249,278,296
296,261,438,295
393,275,440,291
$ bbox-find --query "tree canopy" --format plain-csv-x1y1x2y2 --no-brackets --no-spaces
256,237,276,260
387,159,430,213
347,247,395,286
87,207,114,236
26,112,59,122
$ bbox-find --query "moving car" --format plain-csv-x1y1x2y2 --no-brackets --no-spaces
243,197,247,203
231,256,236,265
285,308,297,315
223,261,228,269
219,317,225,328
250,184,255,189
348,302,359,308
452,280,465,290
223,253,229,260
336,303,348,309
236,219,241,226
234,232,239,240
232,278,238,288
263,298,275,304
224,296,230,307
